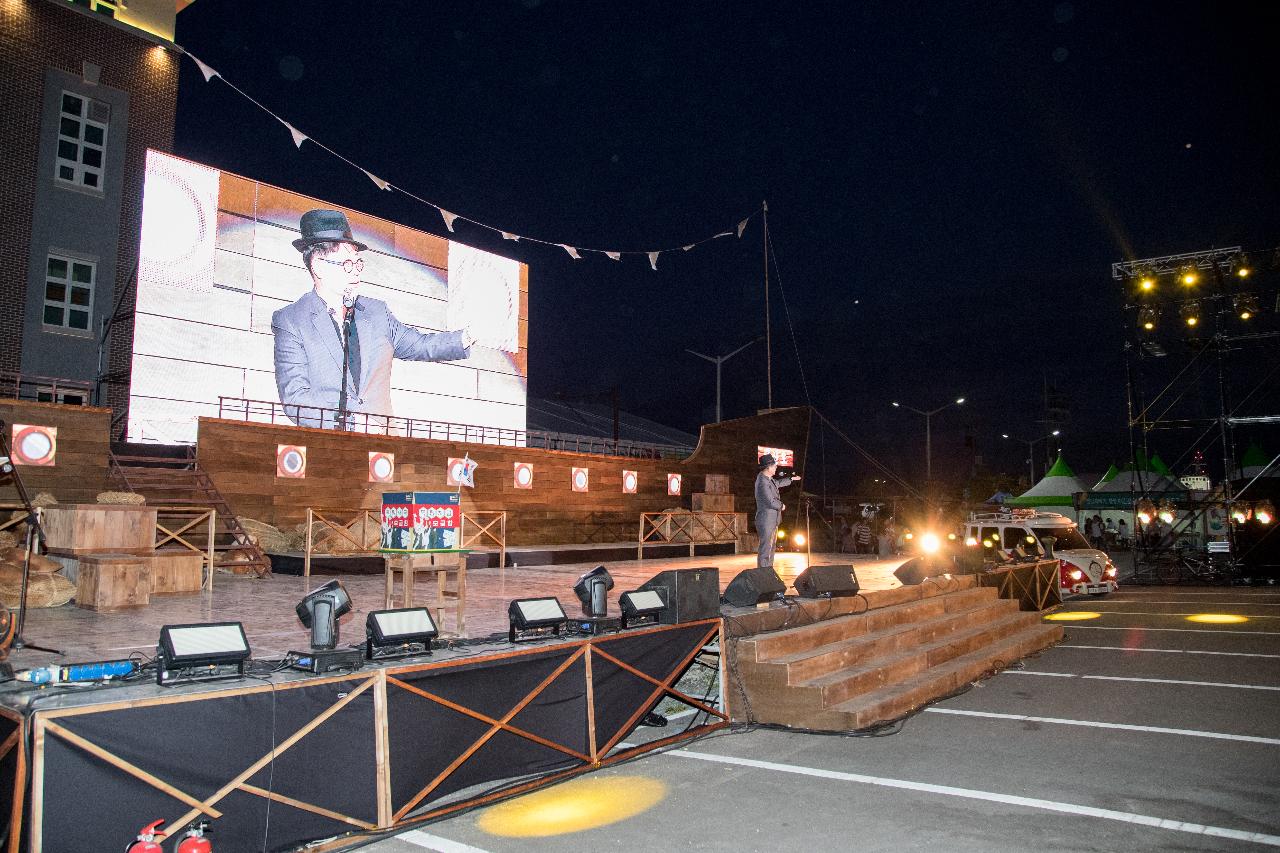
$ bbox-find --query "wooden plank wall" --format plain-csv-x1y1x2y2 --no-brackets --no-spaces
0,402,111,505
195,407,812,545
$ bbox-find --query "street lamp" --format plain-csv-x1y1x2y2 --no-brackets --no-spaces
890,396,965,482
686,338,759,423
1001,430,1061,483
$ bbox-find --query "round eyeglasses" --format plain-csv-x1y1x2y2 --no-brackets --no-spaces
316,257,365,274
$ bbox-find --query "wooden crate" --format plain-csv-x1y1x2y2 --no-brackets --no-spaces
42,504,157,556
76,553,151,611
146,551,203,594
705,474,731,495
691,493,735,512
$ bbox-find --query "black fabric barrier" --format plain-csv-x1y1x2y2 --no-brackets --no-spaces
26,619,720,852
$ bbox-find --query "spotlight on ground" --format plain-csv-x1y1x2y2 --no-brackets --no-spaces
619,590,665,629
366,607,437,660
296,580,352,650
509,597,567,643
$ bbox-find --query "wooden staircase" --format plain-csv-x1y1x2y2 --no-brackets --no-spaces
107,445,271,577
728,575,1061,731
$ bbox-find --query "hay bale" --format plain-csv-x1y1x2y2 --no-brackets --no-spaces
0,548,60,573
0,569,74,608
32,492,58,508
238,518,291,553
96,491,146,505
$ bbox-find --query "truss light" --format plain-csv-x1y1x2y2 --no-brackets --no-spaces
1181,268,1198,286
1234,294,1259,321
1138,306,1158,331
1180,302,1200,327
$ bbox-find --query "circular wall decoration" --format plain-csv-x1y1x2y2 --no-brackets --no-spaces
11,425,57,466
622,470,638,494
276,444,307,478
369,452,395,483
514,462,534,489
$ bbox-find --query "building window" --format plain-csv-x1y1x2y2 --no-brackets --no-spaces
44,254,94,332
68,0,118,18
55,91,108,190
36,388,87,406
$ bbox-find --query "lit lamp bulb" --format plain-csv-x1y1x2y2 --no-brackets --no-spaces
1256,501,1275,525
965,536,978,547
1158,509,1175,524
775,529,786,541
1237,267,1250,278
1140,277,1155,291
1182,270,1198,286
920,532,941,554
793,532,807,546
1258,510,1274,525
1231,509,1248,524
1137,511,1152,524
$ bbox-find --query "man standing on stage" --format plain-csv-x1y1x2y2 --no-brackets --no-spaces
754,453,799,569
272,209,476,429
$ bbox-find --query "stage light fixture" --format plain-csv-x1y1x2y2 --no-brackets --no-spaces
1139,276,1155,291
619,589,665,629
574,565,614,617
157,622,251,686
1136,498,1156,525
1256,501,1274,525
295,579,352,650
1138,306,1158,331
1237,266,1251,278
1158,501,1176,524
919,532,941,554
366,607,437,660
1231,506,1249,524
1181,267,1198,286
1234,294,1259,321
508,596,567,642
793,532,807,547
1180,302,1200,327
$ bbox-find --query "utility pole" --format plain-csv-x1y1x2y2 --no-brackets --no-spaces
763,200,772,410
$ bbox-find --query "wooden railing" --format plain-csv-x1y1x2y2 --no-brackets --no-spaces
638,511,742,559
304,507,508,576
152,506,218,591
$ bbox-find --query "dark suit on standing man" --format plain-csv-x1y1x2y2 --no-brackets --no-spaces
755,456,796,568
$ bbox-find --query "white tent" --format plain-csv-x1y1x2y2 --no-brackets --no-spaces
1006,455,1087,515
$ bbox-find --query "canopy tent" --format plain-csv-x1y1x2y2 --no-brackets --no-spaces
1092,464,1120,491
1006,455,1087,513
1235,443,1278,480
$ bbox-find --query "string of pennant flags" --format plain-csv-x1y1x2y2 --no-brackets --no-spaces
179,47,763,270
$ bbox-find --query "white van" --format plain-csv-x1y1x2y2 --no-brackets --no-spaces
965,510,1118,596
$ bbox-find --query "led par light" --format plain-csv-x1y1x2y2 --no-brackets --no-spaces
366,607,438,660
157,622,251,686
619,589,666,629
508,597,567,643
573,565,614,617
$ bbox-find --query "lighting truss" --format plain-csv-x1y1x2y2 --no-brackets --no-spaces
1112,247,1243,281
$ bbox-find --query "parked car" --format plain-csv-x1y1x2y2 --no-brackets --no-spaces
965,510,1118,596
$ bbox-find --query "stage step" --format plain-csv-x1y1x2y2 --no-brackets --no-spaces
729,577,1061,732
107,450,271,577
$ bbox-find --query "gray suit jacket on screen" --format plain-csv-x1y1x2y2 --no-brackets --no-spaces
271,289,469,428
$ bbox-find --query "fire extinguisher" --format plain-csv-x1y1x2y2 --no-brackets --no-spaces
174,820,212,853
124,820,166,853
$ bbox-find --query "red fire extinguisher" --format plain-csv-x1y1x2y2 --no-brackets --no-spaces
174,819,212,853
124,820,166,853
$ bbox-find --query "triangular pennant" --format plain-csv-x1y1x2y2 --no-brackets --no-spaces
682,244,695,251
440,209,459,232
189,54,219,82
648,251,660,271
501,232,521,242
605,251,621,261
283,121,308,148
559,244,582,260
714,230,733,239
737,218,749,238
362,170,389,191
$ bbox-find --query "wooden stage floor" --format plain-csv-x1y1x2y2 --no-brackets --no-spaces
7,551,907,667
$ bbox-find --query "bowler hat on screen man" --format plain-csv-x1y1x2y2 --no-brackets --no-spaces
758,454,777,470
292,209,369,252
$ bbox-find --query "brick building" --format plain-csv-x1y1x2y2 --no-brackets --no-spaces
0,0,184,420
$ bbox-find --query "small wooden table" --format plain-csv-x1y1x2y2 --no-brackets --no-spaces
383,550,470,637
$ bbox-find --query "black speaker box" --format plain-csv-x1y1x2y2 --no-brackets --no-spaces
893,558,931,586
794,564,860,598
722,567,786,608
637,567,721,624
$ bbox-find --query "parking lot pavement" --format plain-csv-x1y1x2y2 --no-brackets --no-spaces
360,586,1280,853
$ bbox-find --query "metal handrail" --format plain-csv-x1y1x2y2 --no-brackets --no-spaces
216,396,693,460
0,370,94,404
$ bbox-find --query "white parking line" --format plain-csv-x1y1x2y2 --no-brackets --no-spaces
1058,644,1280,659
1097,600,1280,606
1118,590,1279,597
1005,670,1280,691
924,708,1280,745
665,749,1280,848
1065,625,1280,636
397,830,494,852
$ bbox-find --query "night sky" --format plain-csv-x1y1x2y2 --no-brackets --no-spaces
172,1,1280,491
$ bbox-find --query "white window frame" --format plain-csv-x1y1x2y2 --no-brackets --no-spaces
54,90,108,191
43,252,96,336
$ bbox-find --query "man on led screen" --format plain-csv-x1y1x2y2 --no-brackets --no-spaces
272,209,476,429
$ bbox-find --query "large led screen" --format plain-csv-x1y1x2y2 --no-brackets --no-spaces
128,151,528,443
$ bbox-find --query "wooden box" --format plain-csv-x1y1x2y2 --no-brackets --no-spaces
705,474,731,495
76,553,151,611
692,493,735,512
42,504,157,556
146,551,204,594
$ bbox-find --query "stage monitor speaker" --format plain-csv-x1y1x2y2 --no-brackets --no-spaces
637,567,720,624
893,558,932,586
794,564,860,598
722,567,786,608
